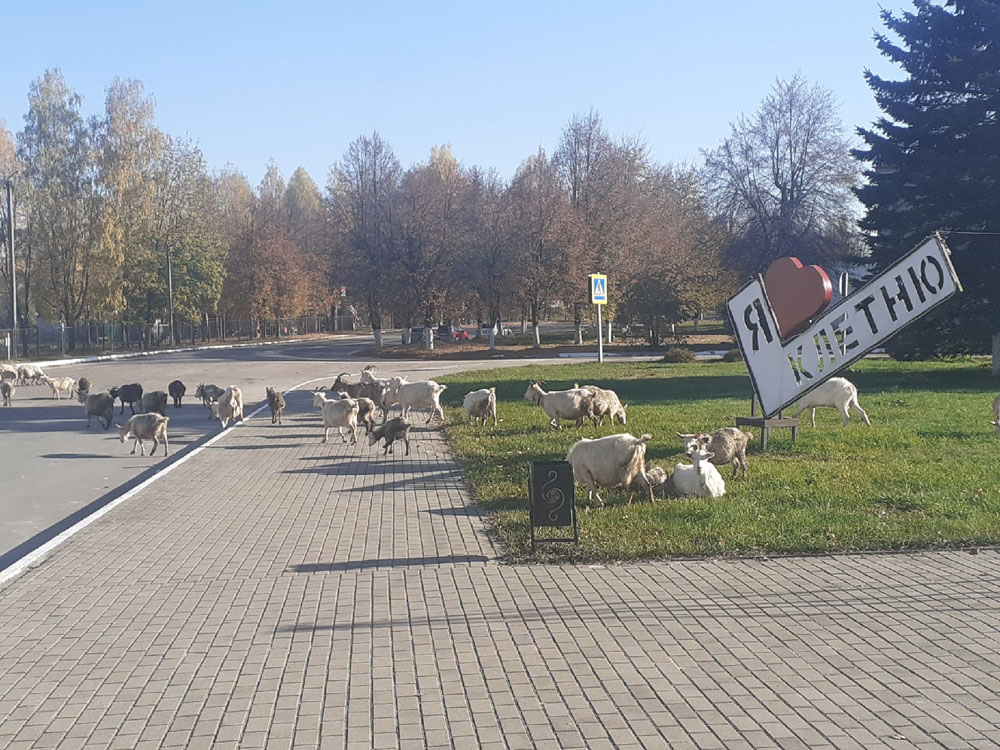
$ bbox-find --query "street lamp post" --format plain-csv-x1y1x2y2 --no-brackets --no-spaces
4,177,16,356
166,241,175,345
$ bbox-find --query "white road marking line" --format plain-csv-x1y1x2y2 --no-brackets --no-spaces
0,376,331,588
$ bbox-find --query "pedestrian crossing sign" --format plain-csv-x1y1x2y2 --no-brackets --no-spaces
589,274,608,305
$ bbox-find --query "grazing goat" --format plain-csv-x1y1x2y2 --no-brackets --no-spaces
367,417,412,456
210,385,244,429
266,386,285,425
565,432,654,506
40,375,76,400
387,377,447,424
139,390,168,416
665,448,726,498
0,363,17,380
793,376,871,427
575,383,627,426
83,392,115,430
523,381,597,430
990,394,1000,435
110,383,143,415
17,364,45,385
313,392,359,444
677,428,753,479
463,387,498,427
77,376,92,395
118,413,170,457
1,379,13,406
168,379,186,408
195,383,225,410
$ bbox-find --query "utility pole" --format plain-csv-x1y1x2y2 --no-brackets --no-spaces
166,241,175,345
5,178,16,356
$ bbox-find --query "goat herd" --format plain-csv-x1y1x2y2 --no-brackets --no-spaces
6,357,1000,508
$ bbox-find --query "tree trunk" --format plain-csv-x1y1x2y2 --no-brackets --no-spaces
531,302,541,348
993,332,999,377
573,302,583,345
520,306,527,334
425,316,434,350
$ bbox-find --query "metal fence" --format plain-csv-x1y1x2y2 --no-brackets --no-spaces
1,314,360,360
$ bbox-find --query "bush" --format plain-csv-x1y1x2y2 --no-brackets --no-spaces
661,347,696,363
722,348,743,362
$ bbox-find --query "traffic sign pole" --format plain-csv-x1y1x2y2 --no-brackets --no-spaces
596,302,604,363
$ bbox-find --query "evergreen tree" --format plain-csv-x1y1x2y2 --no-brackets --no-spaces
855,0,1000,358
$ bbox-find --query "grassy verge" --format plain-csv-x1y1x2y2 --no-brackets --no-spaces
437,358,1000,563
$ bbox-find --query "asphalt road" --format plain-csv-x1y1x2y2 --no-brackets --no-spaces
0,335,555,565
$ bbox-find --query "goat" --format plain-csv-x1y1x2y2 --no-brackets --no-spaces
266,386,285,425
40,375,76,400
168,379,186,408
387,376,447,424
677,428,753,479
313,392,359,444
523,381,597,429
565,433,653,506
1,379,13,406
210,385,244,429
110,383,143,415
1,369,16,384
367,417,412,456
83,392,115,430
195,383,225,410
990,394,1000,435
139,390,168,416
77,376,92,395
575,383,627,426
17,364,45,385
463,387,497,427
332,392,377,435
793,376,871,427
665,448,726,498
330,372,389,416
118,413,170,457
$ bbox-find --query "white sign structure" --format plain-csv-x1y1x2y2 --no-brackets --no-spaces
727,234,962,417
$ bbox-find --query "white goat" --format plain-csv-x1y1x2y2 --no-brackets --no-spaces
40,375,76,400
17,364,45,385
313,392,360,444
565,432,653,506
990,394,1000,435
387,377,447,424
210,385,244,429
118,413,170,457
463,387,497,427
523,381,597,430
1,379,13,406
665,448,726,498
793,376,871,427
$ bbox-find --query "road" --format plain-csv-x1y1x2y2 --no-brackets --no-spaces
0,335,553,566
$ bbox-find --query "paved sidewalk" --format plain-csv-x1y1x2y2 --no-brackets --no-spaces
1,390,999,748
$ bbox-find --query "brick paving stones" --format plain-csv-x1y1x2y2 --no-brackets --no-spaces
2,388,1000,748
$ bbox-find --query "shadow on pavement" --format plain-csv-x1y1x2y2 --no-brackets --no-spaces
288,554,489,573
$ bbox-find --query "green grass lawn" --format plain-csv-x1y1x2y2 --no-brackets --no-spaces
437,358,1000,562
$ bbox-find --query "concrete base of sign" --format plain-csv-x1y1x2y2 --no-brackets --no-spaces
736,400,799,452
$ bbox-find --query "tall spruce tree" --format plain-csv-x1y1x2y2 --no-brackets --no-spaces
854,0,1000,359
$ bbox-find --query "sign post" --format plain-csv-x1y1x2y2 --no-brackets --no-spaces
529,461,577,550
589,274,607,363
727,234,962,418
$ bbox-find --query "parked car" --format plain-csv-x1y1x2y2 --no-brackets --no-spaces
436,324,470,341
408,326,426,343
453,328,469,340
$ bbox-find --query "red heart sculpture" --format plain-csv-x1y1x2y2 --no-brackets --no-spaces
762,257,833,339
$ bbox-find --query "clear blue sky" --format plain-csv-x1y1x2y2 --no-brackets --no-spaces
1,0,907,188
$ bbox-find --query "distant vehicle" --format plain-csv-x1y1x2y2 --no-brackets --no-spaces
479,324,513,338
436,324,470,341
409,326,426,343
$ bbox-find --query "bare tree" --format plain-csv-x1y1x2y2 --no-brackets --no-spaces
327,132,400,347
702,75,861,275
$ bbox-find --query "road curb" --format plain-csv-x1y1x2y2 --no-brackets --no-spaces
16,334,367,369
